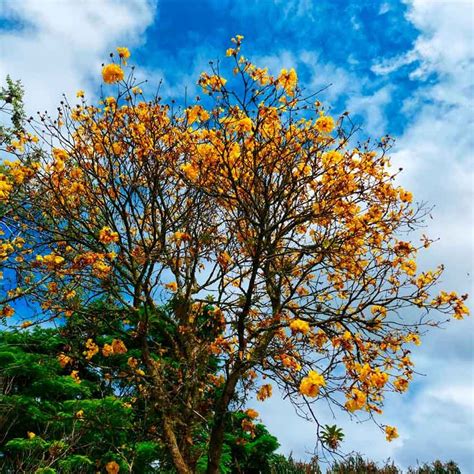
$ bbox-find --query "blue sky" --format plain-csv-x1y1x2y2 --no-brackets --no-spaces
0,0,473,471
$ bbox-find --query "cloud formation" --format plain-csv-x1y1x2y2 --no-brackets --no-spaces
0,0,157,115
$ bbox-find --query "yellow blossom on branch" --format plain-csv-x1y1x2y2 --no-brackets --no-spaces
116,46,131,65
102,63,124,84
256,384,272,401
385,425,399,442
299,370,326,397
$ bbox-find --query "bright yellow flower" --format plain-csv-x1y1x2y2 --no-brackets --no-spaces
245,408,259,419
102,64,124,84
299,370,326,397
393,377,409,392
58,353,73,368
401,259,417,276
180,162,199,180
289,318,310,335
70,370,81,384
399,189,413,203
385,425,399,442
116,47,130,64
111,339,127,355
102,343,114,357
84,338,99,360
315,115,335,134
345,388,366,412
277,68,298,96
1,305,14,317
405,333,421,346
99,226,119,244
256,384,272,401
165,281,178,292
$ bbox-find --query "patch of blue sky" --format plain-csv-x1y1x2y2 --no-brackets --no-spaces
131,0,425,139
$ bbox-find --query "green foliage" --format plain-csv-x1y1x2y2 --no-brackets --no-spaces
328,455,399,474
270,453,322,474
269,455,462,474
406,460,461,474
0,75,25,143
0,320,280,473
57,455,94,474
321,425,345,450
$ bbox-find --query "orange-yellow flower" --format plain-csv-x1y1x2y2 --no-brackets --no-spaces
84,338,99,360
99,226,119,244
116,47,130,64
385,425,399,442
345,388,366,412
1,305,14,317
289,318,310,335
315,115,335,134
256,384,272,401
111,339,127,355
106,460,120,474
102,343,114,357
102,64,124,84
299,370,326,397
245,408,259,419
70,370,81,384
277,68,298,96
393,377,409,392
58,353,73,368
399,189,413,203
165,281,178,292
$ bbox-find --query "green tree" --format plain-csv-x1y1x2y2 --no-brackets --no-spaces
0,312,280,473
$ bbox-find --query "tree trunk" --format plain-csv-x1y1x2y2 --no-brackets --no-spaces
206,371,240,474
163,415,192,474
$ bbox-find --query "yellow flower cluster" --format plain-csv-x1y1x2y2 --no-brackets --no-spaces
345,388,367,412
289,318,310,335
256,384,272,401
102,63,124,84
277,68,298,96
105,461,120,474
116,46,130,64
385,425,399,442
58,353,72,368
99,226,119,244
70,370,81,384
1,305,15,318
0,174,13,200
315,114,335,134
83,338,99,360
299,370,326,397
36,254,65,268
245,408,259,419
102,339,128,357
186,105,210,124
198,73,227,93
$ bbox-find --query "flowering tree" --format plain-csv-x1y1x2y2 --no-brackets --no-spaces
0,37,469,473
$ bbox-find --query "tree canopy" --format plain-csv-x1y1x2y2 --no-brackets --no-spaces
0,37,469,473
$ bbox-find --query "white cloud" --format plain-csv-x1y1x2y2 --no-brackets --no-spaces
346,85,394,137
0,0,157,116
